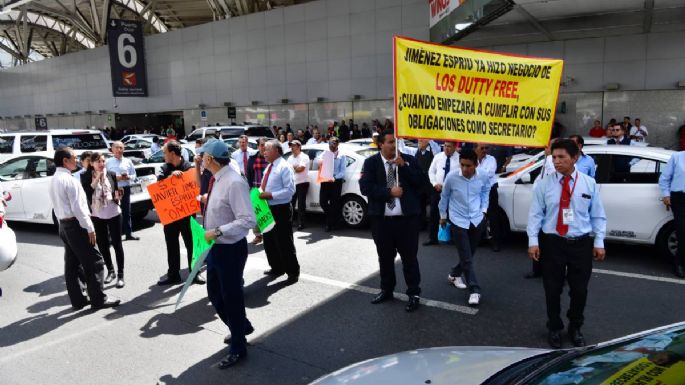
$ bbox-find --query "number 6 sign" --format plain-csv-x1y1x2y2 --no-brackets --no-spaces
107,19,148,97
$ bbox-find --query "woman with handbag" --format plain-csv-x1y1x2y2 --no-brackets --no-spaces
81,152,126,288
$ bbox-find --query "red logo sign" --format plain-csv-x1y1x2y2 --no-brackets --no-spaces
122,72,137,87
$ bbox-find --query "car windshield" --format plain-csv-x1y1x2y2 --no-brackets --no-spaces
221,128,245,138
186,129,209,141
521,326,685,385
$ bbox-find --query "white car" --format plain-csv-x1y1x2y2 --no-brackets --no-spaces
120,134,161,144
497,145,677,258
283,144,376,228
0,129,110,163
0,154,154,225
123,138,154,159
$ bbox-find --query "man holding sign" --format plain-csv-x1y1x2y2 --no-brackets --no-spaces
198,139,257,369
156,141,205,286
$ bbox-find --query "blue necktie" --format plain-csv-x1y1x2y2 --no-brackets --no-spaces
444,156,451,177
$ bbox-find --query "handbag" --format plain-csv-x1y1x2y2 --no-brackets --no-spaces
438,222,451,243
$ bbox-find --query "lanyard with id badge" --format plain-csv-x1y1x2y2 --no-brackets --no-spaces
561,172,579,226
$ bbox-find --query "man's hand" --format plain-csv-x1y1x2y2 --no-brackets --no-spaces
434,184,443,193
199,194,207,205
593,248,606,261
88,232,97,246
663,197,671,211
439,218,447,226
194,155,203,167
393,156,406,167
390,186,403,198
171,170,184,178
259,191,273,200
205,229,217,242
528,246,540,261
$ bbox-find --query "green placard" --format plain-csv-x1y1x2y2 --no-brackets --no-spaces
189,216,213,269
250,188,275,234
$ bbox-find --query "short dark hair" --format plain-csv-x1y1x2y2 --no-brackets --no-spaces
80,151,93,162
88,152,102,170
165,140,182,156
152,136,159,143
215,157,230,166
460,149,477,164
551,138,579,157
378,129,394,145
569,134,584,146
54,147,73,167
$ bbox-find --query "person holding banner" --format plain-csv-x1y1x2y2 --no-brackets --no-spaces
247,138,269,244
260,140,299,283
319,137,347,232
425,142,460,246
157,141,205,286
359,130,425,313
527,139,606,349
197,139,257,369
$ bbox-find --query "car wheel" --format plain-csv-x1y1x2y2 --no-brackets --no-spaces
132,210,149,223
656,221,677,260
341,195,367,228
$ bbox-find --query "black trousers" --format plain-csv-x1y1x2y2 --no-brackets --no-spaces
320,179,343,228
163,216,193,278
263,204,299,276
93,215,125,276
370,215,421,296
486,183,503,248
450,221,486,294
428,190,441,242
206,240,253,355
672,192,685,267
540,233,593,331
291,182,309,226
58,219,107,307
120,186,133,237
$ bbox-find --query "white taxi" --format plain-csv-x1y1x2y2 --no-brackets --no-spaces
497,145,676,258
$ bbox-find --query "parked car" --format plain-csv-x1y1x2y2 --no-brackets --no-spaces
0,129,110,163
135,147,197,183
0,190,17,272
185,125,274,142
120,134,161,144
123,138,154,160
497,145,677,258
224,137,259,151
283,144,375,228
0,154,153,225
310,321,685,385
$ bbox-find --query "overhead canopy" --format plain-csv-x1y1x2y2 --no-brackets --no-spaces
0,0,314,64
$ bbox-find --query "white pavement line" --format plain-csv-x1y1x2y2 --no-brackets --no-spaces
593,268,685,285
0,321,113,365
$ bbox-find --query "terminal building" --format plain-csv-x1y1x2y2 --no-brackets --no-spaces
1,0,685,148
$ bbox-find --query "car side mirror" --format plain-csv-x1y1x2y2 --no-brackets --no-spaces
516,173,532,184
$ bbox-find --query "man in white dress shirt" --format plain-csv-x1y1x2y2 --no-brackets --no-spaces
230,135,257,177
49,147,120,310
425,141,460,246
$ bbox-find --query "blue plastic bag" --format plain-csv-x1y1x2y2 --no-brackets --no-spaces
438,222,451,243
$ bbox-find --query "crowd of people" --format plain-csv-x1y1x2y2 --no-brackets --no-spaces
587,116,649,143
45,114,685,368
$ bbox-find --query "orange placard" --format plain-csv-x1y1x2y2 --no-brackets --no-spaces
147,169,200,225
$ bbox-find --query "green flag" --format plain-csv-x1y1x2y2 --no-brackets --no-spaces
250,188,276,234
189,216,213,269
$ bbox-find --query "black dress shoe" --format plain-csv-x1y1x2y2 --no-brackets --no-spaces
405,296,420,312
124,235,140,241
548,330,562,349
285,275,299,285
157,275,183,286
104,271,116,284
92,298,121,310
675,265,685,278
568,328,586,347
72,300,91,310
224,324,255,344
218,351,247,369
297,224,305,230
422,240,438,246
263,269,285,277
371,291,393,304
524,272,542,279
192,275,206,285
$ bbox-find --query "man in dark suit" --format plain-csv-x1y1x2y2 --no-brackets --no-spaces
359,129,426,312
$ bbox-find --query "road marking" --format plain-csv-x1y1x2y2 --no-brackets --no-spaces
593,268,685,285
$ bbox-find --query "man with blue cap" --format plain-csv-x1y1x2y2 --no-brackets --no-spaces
199,138,257,369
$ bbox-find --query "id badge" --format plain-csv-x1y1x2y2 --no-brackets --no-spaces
562,208,574,225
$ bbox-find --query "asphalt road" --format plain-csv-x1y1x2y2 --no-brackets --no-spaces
1,212,684,385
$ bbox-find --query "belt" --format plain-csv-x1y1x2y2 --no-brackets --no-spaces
59,217,77,224
546,233,591,243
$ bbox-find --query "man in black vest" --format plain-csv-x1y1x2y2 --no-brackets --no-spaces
360,130,427,312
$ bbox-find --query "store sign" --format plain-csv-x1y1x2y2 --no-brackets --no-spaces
200,110,208,121
227,107,236,120
107,19,148,97
429,0,463,27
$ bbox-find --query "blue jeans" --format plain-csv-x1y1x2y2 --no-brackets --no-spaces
206,239,252,354
450,220,485,294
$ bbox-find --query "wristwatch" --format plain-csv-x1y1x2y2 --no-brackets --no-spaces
214,227,223,237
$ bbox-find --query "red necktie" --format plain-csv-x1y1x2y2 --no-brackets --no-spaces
242,151,248,176
261,164,272,191
556,175,571,236
202,176,215,217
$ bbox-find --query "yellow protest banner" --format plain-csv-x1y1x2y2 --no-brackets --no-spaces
394,36,564,148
